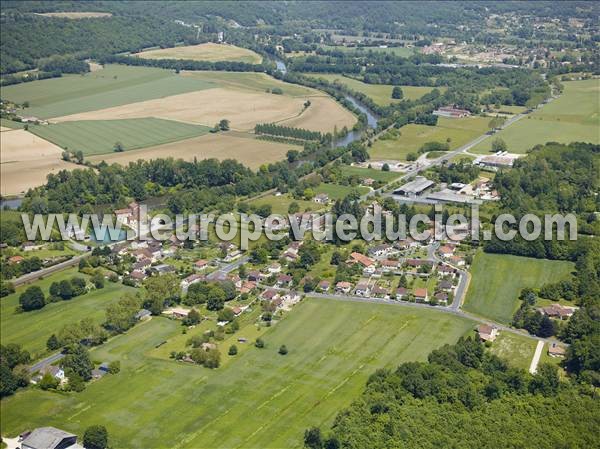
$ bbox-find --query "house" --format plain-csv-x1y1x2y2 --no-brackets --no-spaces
239,280,257,294
438,280,453,292
195,259,209,270
114,201,141,227
394,287,408,299
132,248,153,261
548,343,566,357
538,304,577,320
277,274,293,288
165,307,190,319
318,280,330,292
91,368,107,379
133,258,152,271
40,365,65,382
268,263,282,274
231,306,243,317
434,291,449,304
135,309,152,321
282,291,301,304
405,259,433,269
368,244,394,258
438,245,454,257
362,177,375,186
362,264,376,275
248,271,262,282
201,342,217,351
168,234,184,247
130,270,147,282
261,289,280,301
355,282,371,297
181,273,203,291
433,106,471,118
282,251,298,262
449,255,466,267
314,193,329,204
21,427,80,449
335,281,352,294
153,264,175,275
477,324,498,342
371,285,389,298
224,250,242,262
414,288,428,302
380,259,400,272
8,255,24,264
349,252,375,268
437,264,457,277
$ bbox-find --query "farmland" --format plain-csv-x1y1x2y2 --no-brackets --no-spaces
35,11,113,18
1,65,215,119
0,298,474,449
135,42,263,64
87,133,297,169
0,268,134,359
370,116,491,160
0,128,78,196
29,118,211,156
340,165,401,182
278,96,357,133
319,45,416,57
472,79,600,154
463,251,574,324
304,73,442,105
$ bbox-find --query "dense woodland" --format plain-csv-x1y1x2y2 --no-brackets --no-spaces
303,338,600,449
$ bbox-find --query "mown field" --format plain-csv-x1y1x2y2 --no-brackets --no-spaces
370,116,491,160
315,182,369,200
319,45,416,57
135,42,262,64
1,65,215,119
247,193,317,215
0,268,134,359
29,118,211,156
1,298,474,448
304,73,442,105
340,165,401,182
472,79,599,154
488,332,537,370
464,251,575,324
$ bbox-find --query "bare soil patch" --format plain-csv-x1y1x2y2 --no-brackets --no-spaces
278,96,357,133
135,43,262,64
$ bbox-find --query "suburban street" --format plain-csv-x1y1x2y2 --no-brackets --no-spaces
27,352,65,374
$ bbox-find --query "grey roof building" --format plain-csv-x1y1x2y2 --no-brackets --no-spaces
21,427,81,449
394,176,434,196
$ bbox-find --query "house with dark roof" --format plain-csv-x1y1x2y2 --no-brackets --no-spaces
21,427,80,449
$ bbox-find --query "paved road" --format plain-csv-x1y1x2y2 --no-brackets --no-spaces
28,352,64,374
206,256,250,280
12,253,89,287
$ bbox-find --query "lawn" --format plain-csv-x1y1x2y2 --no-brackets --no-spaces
463,251,574,324
488,332,537,370
28,119,211,156
135,42,263,64
247,193,317,215
0,268,134,359
303,73,442,105
0,298,474,448
340,165,400,183
1,65,215,119
472,79,600,154
370,116,491,160
315,183,369,200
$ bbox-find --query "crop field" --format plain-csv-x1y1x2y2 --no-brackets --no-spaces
182,70,317,97
0,268,134,359
472,79,599,154
304,73,442,105
0,129,78,196
29,118,211,156
35,11,113,18
0,65,216,119
370,116,491,160
278,96,357,133
488,332,537,370
53,87,307,131
87,133,296,169
319,45,416,57
463,251,574,324
1,298,474,448
135,42,262,64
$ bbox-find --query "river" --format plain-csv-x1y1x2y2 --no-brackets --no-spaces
274,57,379,147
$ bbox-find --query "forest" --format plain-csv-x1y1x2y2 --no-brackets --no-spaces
304,338,600,449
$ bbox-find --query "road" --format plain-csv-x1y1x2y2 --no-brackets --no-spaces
206,256,250,280
28,352,65,374
12,253,90,287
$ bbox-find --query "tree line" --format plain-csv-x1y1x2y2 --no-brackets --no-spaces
254,123,322,141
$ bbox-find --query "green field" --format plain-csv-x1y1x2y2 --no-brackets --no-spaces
488,332,537,370
248,193,317,215
29,119,211,156
0,298,474,448
315,182,369,200
303,73,441,105
472,79,600,154
464,251,574,323
371,116,491,160
319,45,416,57
1,65,215,119
1,268,133,359
340,165,400,182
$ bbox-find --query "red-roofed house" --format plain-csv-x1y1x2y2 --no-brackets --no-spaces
349,252,375,268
